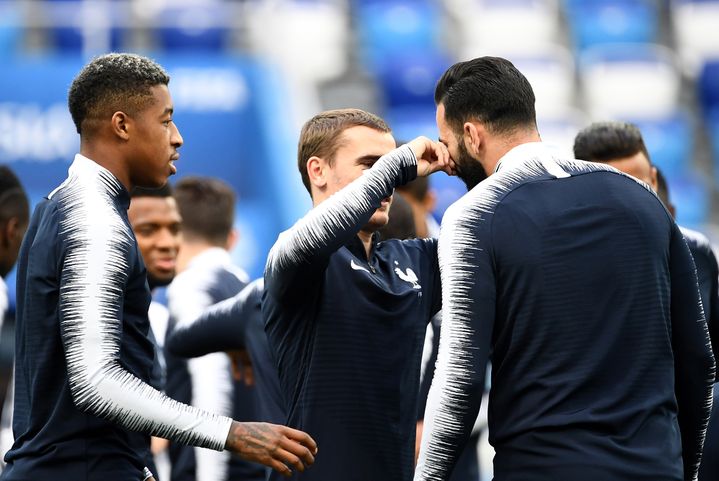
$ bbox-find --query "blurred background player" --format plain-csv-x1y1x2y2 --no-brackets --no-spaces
573,121,719,481
165,176,264,481
656,168,719,481
165,277,283,481
0,166,29,470
128,184,183,480
573,121,719,367
396,176,439,239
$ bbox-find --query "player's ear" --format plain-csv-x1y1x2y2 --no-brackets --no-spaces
463,121,484,157
649,165,658,192
307,156,328,190
111,111,131,141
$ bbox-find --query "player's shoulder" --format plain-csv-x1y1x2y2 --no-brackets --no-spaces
680,226,715,255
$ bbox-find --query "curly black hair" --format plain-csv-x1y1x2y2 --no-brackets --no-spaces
68,53,170,135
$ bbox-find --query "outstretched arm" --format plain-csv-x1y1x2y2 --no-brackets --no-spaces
265,138,451,300
57,208,314,476
166,279,263,359
414,198,494,481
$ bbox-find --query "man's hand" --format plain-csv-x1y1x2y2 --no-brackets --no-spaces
225,421,318,477
407,136,455,177
150,435,169,455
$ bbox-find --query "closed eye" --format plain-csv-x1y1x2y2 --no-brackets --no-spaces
355,155,381,168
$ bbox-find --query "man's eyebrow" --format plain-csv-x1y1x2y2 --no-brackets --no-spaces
162,107,174,116
355,155,382,164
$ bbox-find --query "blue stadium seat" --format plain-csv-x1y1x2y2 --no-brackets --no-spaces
665,172,711,229
628,112,693,178
698,59,719,117
154,5,229,52
384,106,438,143
672,0,719,76
355,0,440,71
580,43,680,120
430,174,467,223
44,1,125,53
565,0,658,53
456,0,560,60
0,2,22,56
708,110,719,180
374,49,452,109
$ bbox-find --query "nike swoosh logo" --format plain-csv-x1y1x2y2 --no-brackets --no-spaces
350,259,370,274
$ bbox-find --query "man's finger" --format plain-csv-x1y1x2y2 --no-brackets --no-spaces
283,426,318,454
268,458,293,478
275,447,306,473
280,436,315,465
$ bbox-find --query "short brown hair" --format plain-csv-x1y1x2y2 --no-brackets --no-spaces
174,176,235,246
297,109,391,194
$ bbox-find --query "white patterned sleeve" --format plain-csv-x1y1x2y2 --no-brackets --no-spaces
264,144,417,298
414,199,495,481
57,185,231,451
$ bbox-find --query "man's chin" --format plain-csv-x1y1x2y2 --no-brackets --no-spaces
362,214,389,233
148,273,175,290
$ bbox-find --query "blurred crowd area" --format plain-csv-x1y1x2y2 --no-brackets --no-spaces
1,0,719,266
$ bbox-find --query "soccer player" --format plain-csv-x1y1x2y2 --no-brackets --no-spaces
0,166,29,468
166,278,282,424
572,121,719,481
165,176,263,481
573,121,719,369
263,108,452,480
1,53,315,481
0,166,28,292
128,183,182,386
128,183,183,479
415,57,715,481
396,176,439,239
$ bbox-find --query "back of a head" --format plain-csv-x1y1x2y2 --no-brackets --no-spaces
174,177,235,246
68,53,170,137
434,56,537,135
573,121,650,163
396,176,430,203
654,167,676,218
0,165,30,227
378,194,417,242
0,165,30,277
131,183,173,200
297,108,391,194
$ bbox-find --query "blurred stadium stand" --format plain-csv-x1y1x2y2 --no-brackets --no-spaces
0,0,717,268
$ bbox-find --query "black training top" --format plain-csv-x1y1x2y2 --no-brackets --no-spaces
681,226,719,377
415,143,715,481
3,155,232,481
263,145,441,481
166,278,285,427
